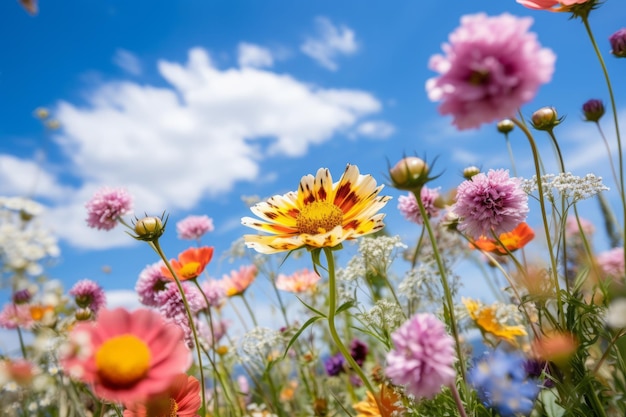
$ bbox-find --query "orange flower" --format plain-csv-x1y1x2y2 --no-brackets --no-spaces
219,265,258,297
470,222,534,255
352,385,403,417
161,246,214,281
532,332,577,367
463,298,527,345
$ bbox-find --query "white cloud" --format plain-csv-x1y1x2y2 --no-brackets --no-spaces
237,42,274,68
26,46,386,249
0,155,70,199
300,17,358,71
113,49,142,76
354,120,395,139
106,289,142,310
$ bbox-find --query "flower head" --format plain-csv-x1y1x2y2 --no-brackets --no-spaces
610,28,626,58
517,0,591,11
60,308,191,404
85,187,133,230
470,222,535,255
324,353,345,376
352,384,403,417
596,247,624,279
385,313,456,399
275,269,321,293
453,169,529,239
397,187,441,225
161,246,214,281
200,279,227,308
582,99,605,122
349,338,369,367
0,303,35,329
176,215,214,241
426,13,555,130
219,265,258,297
69,279,107,313
123,374,201,417
463,298,527,345
470,349,539,417
135,262,169,307
242,164,390,254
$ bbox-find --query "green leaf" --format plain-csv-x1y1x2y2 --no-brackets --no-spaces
282,315,323,359
335,300,355,315
295,296,327,318
540,388,566,417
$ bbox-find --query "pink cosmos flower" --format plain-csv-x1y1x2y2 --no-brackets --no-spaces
565,216,595,239
218,265,258,297
275,269,321,293
176,215,214,241
69,279,106,313
85,187,133,230
517,0,590,10
135,262,169,307
0,303,34,329
426,13,555,130
453,169,528,239
596,247,625,279
385,313,456,399
123,374,201,417
397,187,441,225
60,308,191,404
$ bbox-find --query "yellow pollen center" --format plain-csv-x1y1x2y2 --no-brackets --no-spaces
179,262,200,278
168,398,178,417
296,201,344,235
95,334,151,387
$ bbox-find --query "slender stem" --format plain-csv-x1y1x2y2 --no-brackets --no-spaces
512,118,564,327
595,121,622,196
547,130,569,291
504,135,518,177
15,325,27,359
449,383,469,417
410,226,427,269
323,247,381,410
150,240,206,415
240,293,259,327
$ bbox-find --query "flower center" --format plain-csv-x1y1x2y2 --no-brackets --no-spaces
296,201,344,235
168,398,178,417
95,334,151,387
179,262,201,279
468,69,490,86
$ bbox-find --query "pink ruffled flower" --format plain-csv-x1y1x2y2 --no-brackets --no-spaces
453,169,528,239
85,187,133,230
200,279,226,309
60,308,191,404
69,279,106,313
397,187,441,225
176,215,214,241
275,269,321,293
426,13,555,130
156,283,204,348
385,313,456,399
0,303,34,329
135,262,169,307
596,247,625,279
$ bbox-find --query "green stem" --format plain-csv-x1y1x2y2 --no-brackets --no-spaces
322,247,380,410
505,134,519,178
547,129,569,291
240,293,259,327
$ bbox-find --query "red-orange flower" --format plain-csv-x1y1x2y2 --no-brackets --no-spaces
161,247,214,281
123,374,201,417
470,222,534,255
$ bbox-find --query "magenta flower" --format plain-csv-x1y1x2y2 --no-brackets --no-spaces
156,283,204,348
85,187,133,230
426,13,555,130
596,247,625,279
453,169,528,239
397,187,441,225
385,313,456,399
176,215,215,240
135,262,168,307
200,279,226,309
610,28,626,58
69,279,106,313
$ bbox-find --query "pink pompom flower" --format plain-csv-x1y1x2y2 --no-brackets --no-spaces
385,313,456,399
453,169,528,239
176,215,214,241
60,308,191,404
69,279,106,313
426,13,555,130
397,187,441,225
596,247,625,279
85,187,133,230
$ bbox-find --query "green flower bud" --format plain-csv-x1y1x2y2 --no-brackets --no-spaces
497,119,515,134
133,216,165,242
463,166,480,180
389,157,429,191
531,107,562,131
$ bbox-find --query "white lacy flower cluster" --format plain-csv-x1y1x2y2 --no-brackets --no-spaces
237,327,283,368
358,299,405,331
0,197,59,277
337,235,407,282
521,173,609,203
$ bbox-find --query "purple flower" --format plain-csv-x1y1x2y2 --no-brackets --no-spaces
324,353,345,376
397,187,441,225
12,289,32,304
135,261,168,307
582,99,605,123
596,247,625,278
609,28,626,58
176,215,214,240
85,187,133,230
156,282,204,348
385,313,456,399
200,279,226,309
349,338,369,367
453,169,528,239
69,279,106,313
426,13,555,130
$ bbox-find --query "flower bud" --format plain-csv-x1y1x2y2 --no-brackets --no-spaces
46,120,61,130
582,99,605,122
75,307,93,321
531,107,561,131
463,166,480,180
609,28,626,58
496,119,515,134
389,157,429,191
34,107,49,119
12,289,32,304
133,216,165,241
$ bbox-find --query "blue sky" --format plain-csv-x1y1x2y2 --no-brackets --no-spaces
1,0,625,306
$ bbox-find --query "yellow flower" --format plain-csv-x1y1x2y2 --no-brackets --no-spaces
242,164,391,254
463,298,527,345
352,385,403,417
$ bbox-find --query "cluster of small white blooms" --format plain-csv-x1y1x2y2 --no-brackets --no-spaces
417,224,468,262
237,327,283,367
397,263,440,302
358,299,404,331
336,256,366,282
337,235,406,282
246,403,278,417
337,281,357,305
0,197,45,217
493,301,525,326
522,173,608,203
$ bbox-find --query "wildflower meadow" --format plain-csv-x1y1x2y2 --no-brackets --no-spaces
4,0,626,416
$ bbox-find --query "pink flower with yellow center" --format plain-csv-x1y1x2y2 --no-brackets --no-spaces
275,269,321,293
60,308,191,404
123,374,201,417
242,164,390,254
218,265,258,297
161,246,214,281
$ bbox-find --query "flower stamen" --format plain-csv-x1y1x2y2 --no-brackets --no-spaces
296,201,344,235
95,334,151,387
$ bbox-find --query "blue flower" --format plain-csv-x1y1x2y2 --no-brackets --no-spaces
470,349,540,417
